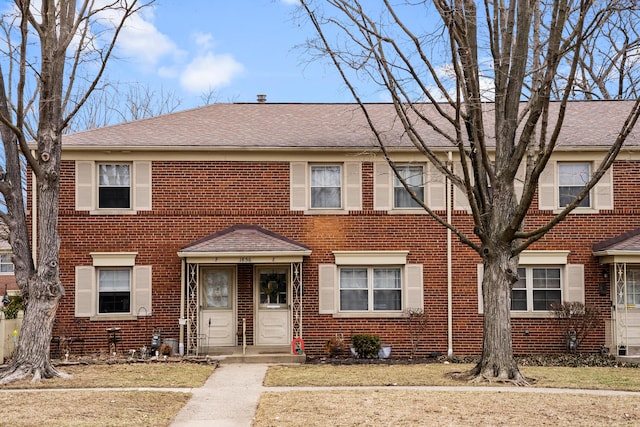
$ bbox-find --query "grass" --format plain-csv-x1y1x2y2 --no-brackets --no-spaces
255,363,640,426
0,361,215,427
264,363,640,391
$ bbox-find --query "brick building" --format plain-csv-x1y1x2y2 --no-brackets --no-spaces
41,100,640,358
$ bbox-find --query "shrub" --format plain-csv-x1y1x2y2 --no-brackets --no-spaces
351,333,381,358
550,301,600,352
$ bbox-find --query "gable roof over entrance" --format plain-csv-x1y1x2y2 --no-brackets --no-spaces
178,225,311,263
593,228,640,263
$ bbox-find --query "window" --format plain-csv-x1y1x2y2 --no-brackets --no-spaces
259,268,288,305
511,267,561,312
75,252,152,318
0,254,13,273
339,267,402,312
98,268,131,314
98,163,131,209
311,165,341,208
623,267,640,306
558,163,590,208
394,165,424,208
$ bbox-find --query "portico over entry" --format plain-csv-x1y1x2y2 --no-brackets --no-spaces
177,225,311,356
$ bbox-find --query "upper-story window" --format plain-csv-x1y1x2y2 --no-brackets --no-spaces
76,161,151,214
558,162,590,208
0,253,13,273
393,165,424,208
310,165,342,209
98,163,131,209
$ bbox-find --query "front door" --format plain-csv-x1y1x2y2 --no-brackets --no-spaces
255,266,290,346
199,266,236,347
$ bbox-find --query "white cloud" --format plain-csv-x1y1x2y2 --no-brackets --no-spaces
179,53,244,93
193,32,214,50
280,0,300,4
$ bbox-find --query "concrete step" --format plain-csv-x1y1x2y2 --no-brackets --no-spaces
218,353,306,364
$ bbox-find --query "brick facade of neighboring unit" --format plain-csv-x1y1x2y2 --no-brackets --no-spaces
39,101,640,358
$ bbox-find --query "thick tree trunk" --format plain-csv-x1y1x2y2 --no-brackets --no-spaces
473,249,529,385
0,284,66,384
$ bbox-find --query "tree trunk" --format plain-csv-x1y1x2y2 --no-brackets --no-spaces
473,250,529,385
0,283,66,385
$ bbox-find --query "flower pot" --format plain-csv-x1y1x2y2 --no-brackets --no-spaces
378,345,392,359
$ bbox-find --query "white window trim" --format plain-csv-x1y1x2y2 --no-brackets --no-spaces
320,251,422,319
393,164,426,210
557,162,593,212
0,252,14,274
76,252,152,320
338,266,402,313
511,265,563,315
477,251,582,319
76,160,152,215
310,163,343,211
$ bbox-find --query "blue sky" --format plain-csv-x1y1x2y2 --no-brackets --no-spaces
103,0,370,109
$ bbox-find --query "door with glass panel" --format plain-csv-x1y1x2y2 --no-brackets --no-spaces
199,267,235,347
255,266,290,346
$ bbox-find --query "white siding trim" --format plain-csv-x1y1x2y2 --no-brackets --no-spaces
75,266,95,317
318,264,337,314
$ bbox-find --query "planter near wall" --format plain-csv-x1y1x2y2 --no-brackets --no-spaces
378,345,392,359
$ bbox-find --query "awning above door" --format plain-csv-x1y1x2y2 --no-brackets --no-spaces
178,224,311,264
593,228,640,263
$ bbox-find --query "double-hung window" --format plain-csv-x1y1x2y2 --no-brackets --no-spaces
0,253,13,273
511,266,561,312
623,267,640,307
310,165,341,208
394,165,424,208
558,162,590,208
339,267,402,312
98,268,131,314
98,163,131,209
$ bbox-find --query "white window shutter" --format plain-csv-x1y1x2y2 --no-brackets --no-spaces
565,264,585,304
344,162,362,211
453,163,472,212
538,160,556,210
427,163,446,211
133,265,153,316
290,162,308,211
594,165,613,210
373,162,391,211
76,161,94,211
75,266,95,317
133,161,152,211
477,264,484,314
404,264,424,310
318,264,337,314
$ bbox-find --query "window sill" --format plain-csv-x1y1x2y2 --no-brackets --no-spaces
90,314,137,321
510,311,554,319
303,209,350,215
89,209,138,215
332,311,404,319
388,208,428,215
552,208,599,215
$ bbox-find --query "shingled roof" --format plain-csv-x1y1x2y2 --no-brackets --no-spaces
61,100,640,150
178,225,311,256
593,228,640,254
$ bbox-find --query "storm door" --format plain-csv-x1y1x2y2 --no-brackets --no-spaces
255,266,290,345
199,266,236,347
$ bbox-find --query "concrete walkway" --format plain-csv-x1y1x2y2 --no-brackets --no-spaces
170,363,269,427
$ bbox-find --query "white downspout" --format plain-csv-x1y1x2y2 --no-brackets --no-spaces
447,151,453,358
179,258,185,356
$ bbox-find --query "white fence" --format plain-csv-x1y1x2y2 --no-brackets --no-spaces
0,311,23,364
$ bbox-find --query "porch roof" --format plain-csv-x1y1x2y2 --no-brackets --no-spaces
593,228,640,263
177,224,311,263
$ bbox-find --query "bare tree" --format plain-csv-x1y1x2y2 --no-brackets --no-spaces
0,0,151,384
299,0,640,384
68,80,182,132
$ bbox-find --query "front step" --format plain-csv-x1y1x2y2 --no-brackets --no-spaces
218,353,306,364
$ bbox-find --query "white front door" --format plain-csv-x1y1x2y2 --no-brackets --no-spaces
199,266,236,347
255,266,290,346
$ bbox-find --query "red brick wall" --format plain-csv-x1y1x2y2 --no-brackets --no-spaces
47,159,640,358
